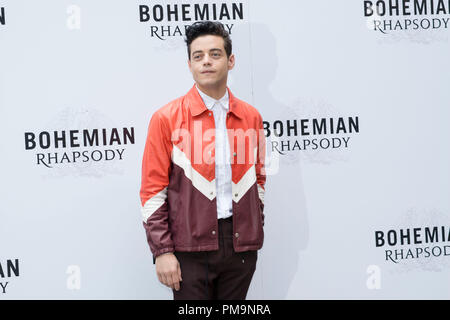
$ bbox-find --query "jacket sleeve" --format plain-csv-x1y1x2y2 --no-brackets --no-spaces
256,113,267,226
140,111,174,263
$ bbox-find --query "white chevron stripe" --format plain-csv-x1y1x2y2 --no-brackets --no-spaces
232,165,256,203
257,184,265,205
171,145,216,201
141,187,168,222
231,146,259,203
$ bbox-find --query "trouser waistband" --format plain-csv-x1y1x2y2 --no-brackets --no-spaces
218,216,233,238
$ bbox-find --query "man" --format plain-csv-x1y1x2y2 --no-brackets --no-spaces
140,21,266,300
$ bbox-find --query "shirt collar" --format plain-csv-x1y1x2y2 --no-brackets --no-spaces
186,84,243,119
195,84,229,110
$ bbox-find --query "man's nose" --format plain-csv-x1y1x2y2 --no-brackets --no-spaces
203,54,212,65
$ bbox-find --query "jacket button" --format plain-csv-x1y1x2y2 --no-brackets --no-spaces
212,230,216,235
235,232,239,238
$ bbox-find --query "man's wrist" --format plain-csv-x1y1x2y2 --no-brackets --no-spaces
156,251,174,260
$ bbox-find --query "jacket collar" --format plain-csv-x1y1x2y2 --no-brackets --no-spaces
186,84,243,119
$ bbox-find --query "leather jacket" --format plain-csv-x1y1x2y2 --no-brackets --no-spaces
140,84,266,261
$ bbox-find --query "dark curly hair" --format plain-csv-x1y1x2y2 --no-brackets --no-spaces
185,21,232,60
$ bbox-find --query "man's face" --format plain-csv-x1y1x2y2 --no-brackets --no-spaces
188,35,235,90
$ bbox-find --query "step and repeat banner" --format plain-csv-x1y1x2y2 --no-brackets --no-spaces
1,0,449,299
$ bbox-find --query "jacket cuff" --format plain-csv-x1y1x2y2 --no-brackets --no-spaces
152,247,175,264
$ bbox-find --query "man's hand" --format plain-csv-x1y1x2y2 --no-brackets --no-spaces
155,252,182,291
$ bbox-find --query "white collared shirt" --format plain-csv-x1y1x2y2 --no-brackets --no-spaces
196,85,233,219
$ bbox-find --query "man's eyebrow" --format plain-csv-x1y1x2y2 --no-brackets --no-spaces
192,48,223,55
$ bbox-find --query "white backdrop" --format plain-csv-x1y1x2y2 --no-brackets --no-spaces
1,0,449,299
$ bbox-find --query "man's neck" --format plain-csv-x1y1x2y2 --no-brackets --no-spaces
196,83,227,100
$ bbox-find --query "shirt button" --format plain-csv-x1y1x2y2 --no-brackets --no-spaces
234,193,238,197
233,152,237,156
235,232,239,238
209,112,212,116
210,191,214,195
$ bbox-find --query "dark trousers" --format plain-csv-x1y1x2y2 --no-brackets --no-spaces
173,216,258,300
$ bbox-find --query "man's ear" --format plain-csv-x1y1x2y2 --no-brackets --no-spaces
188,59,192,72
228,54,235,71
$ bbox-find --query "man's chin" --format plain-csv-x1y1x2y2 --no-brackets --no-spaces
196,80,219,89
